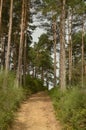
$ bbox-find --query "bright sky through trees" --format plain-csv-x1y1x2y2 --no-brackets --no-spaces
32,27,46,42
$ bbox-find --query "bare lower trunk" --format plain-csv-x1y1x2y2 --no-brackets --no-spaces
81,15,84,88
23,33,27,86
68,40,72,85
0,0,3,70
5,0,13,72
1,36,5,70
16,0,25,86
13,33,18,71
52,20,57,87
41,67,44,83
59,0,66,90
34,67,37,78
68,8,72,86
46,71,49,88
23,0,28,86
0,0,3,32
3,0,13,89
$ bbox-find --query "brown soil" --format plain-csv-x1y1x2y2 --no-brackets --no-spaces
10,92,62,130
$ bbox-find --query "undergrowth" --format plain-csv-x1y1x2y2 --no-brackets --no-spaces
0,72,47,130
49,87,86,130
0,72,28,130
25,75,47,93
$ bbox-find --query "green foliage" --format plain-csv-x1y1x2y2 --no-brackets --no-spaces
28,34,54,86
49,87,86,130
25,75,47,93
0,72,27,130
66,32,86,86
0,88,24,130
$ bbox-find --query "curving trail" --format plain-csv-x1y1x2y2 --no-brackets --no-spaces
10,92,62,130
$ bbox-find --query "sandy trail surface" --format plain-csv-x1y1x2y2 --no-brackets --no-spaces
10,92,62,130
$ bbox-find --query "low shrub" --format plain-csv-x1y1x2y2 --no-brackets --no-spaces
0,87,24,130
0,72,47,130
0,72,27,130
25,75,47,93
49,87,86,130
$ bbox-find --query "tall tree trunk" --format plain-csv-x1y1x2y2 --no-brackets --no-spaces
81,15,84,88
0,0,3,70
5,0,13,73
0,0,3,32
59,0,66,90
52,20,57,87
23,0,28,86
68,8,72,86
23,33,27,86
16,0,25,86
13,33,18,72
3,0,13,89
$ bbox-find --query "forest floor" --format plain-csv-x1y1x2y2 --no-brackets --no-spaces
10,91,62,130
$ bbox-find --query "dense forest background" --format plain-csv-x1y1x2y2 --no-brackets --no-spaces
0,0,86,130
0,0,86,88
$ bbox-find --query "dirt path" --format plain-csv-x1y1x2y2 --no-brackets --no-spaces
10,92,62,130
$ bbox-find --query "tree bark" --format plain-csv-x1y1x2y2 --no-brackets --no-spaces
59,0,66,90
41,67,44,83
81,15,84,88
52,20,57,87
16,0,25,86
23,0,28,86
13,33,18,71
0,0,3,70
23,33,27,86
68,8,72,86
0,0,3,32
3,0,13,89
1,36,5,70
5,0,13,73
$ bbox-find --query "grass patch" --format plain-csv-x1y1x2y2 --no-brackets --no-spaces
49,87,86,130
0,72,47,130
0,72,30,130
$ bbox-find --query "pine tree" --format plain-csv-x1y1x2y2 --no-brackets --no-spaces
0,0,3,33
16,0,25,86
59,0,66,90
5,0,13,72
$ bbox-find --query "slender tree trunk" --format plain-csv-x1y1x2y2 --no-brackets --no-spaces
23,0,28,86
3,0,13,89
16,0,25,86
81,15,84,88
2,36,5,69
1,36,5,70
46,71,49,89
68,8,72,86
59,0,66,90
13,33,18,72
34,67,37,78
41,67,44,83
0,0,3,69
52,20,57,87
5,0,13,73
23,33,27,86
0,0,3,32
33,66,35,77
